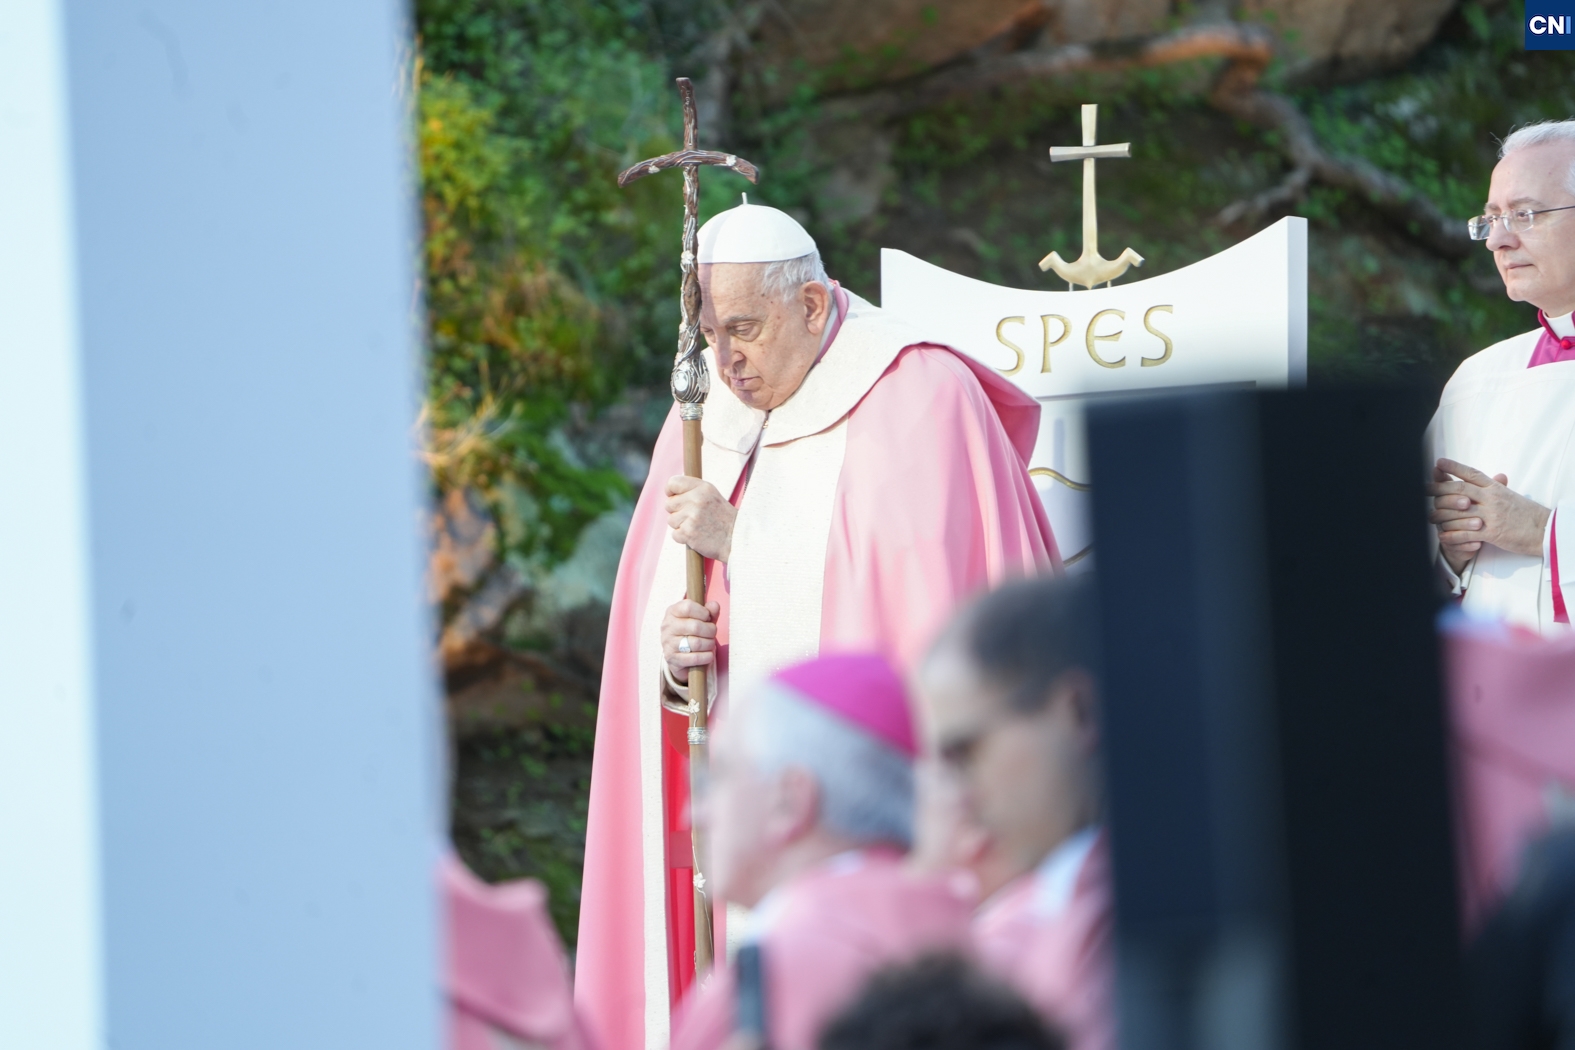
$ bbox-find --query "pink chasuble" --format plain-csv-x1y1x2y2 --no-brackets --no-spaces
668,851,973,1050
819,345,1056,663
973,830,1115,1050
577,302,1058,1050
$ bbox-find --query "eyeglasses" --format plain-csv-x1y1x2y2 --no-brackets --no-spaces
1468,205,1575,240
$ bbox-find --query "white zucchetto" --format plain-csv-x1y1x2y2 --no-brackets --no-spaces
695,196,817,263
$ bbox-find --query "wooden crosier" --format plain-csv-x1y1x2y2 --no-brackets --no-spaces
617,77,760,978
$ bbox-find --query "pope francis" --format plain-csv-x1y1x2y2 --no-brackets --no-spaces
577,200,1059,1050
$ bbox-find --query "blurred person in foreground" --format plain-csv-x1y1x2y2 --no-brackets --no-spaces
1467,826,1575,1050
1443,613,1575,1048
442,852,593,1050
912,576,1113,1050
670,653,972,1050
580,198,1059,1050
819,954,1066,1050
1429,120,1575,635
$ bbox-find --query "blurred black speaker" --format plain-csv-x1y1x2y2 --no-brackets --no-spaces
736,943,769,1045
1087,388,1464,1050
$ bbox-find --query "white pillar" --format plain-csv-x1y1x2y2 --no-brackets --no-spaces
0,2,439,1047
0,2,104,1045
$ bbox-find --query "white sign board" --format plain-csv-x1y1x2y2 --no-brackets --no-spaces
881,216,1307,567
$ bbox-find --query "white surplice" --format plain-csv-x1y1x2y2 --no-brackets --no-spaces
1427,323,1575,635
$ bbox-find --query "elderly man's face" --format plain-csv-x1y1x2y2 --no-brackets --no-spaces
698,264,831,411
914,647,1097,877
1485,141,1575,316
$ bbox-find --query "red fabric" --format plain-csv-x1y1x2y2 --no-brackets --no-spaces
666,468,746,1003
664,715,697,1006
1553,511,1569,625
1445,622,1575,932
772,653,917,757
443,853,594,1050
670,853,973,1050
1527,311,1575,367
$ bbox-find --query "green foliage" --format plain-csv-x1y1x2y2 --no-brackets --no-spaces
416,0,698,565
451,720,595,942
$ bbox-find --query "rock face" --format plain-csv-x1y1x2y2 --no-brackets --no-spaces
1036,0,1177,48
744,0,1459,223
1241,0,1459,81
429,486,530,668
747,0,1460,91
429,486,497,605
748,0,1039,93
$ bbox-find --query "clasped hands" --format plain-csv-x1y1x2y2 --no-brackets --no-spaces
1427,457,1551,576
660,475,734,685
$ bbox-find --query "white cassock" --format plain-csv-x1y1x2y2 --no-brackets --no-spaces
1426,312,1575,635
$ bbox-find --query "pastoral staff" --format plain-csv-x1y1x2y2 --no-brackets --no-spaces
577,199,1059,1050
1429,121,1575,633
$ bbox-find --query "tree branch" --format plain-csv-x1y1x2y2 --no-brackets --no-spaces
1216,165,1312,227
1208,59,1471,258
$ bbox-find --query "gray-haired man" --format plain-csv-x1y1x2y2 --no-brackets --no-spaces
669,652,971,1050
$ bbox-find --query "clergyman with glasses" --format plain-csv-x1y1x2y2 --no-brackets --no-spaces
1427,121,1575,635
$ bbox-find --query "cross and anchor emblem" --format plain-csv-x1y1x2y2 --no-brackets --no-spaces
1039,104,1144,289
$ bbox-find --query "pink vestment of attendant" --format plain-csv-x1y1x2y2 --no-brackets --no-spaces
973,830,1114,1050
1444,617,1575,932
578,299,1058,1050
442,852,594,1050
669,851,973,1050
